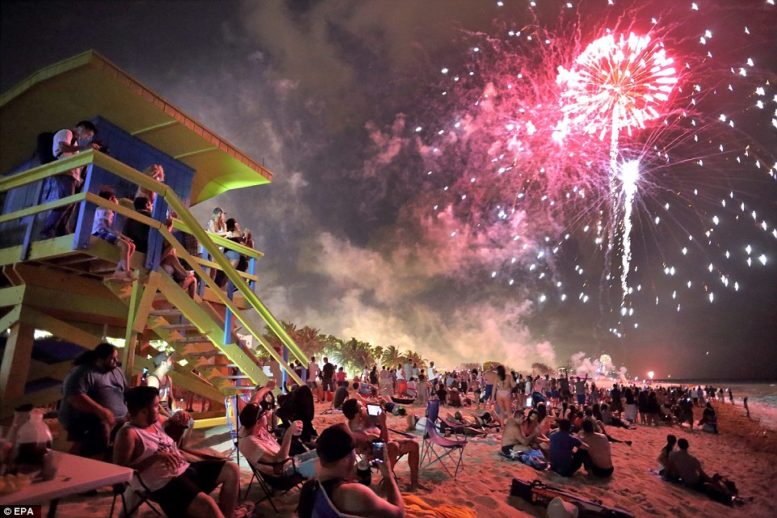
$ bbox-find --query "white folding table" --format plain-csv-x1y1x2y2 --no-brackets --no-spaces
0,451,133,517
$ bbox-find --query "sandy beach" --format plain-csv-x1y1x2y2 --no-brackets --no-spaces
42,397,776,518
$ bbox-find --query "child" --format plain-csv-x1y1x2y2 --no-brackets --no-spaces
92,188,135,280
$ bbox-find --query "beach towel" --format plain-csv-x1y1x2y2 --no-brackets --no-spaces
403,494,477,518
518,449,548,471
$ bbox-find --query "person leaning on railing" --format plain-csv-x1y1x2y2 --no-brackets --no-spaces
214,217,247,287
40,120,99,238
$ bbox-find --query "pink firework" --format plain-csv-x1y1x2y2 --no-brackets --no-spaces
557,32,678,309
556,32,678,140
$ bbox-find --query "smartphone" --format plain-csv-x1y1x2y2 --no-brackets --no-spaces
525,396,533,408
367,404,382,416
371,441,385,462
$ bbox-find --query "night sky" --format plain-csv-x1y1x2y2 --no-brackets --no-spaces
2,0,775,380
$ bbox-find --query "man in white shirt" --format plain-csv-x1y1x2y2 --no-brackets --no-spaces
428,361,437,382
307,356,321,401
41,120,99,237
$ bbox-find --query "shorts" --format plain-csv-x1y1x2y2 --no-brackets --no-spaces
151,460,225,517
576,394,586,405
322,378,335,392
93,229,118,244
66,414,124,457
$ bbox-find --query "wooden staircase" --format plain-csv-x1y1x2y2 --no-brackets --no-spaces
104,270,270,406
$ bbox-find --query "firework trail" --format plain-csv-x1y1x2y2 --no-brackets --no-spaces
555,32,678,308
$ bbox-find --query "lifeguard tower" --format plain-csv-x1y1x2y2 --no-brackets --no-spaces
0,51,307,428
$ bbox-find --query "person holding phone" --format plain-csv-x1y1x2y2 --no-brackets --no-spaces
237,403,318,478
297,424,404,518
342,399,423,490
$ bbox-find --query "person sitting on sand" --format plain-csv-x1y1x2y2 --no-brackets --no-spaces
536,402,555,436
664,436,742,505
297,424,404,518
657,434,677,475
342,399,423,490
666,438,706,486
599,403,632,429
501,410,529,455
677,397,694,431
548,418,589,477
577,420,614,477
697,402,718,433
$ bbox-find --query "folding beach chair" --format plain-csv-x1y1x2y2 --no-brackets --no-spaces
243,457,307,512
109,471,162,518
305,479,363,518
419,399,466,478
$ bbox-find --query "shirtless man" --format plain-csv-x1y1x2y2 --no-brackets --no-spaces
578,420,614,477
297,424,404,518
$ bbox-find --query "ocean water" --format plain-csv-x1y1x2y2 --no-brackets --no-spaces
693,381,777,430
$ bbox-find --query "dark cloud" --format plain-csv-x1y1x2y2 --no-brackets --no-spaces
2,0,775,377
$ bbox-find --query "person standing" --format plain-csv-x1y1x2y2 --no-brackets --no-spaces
58,343,127,458
40,120,99,237
307,356,321,401
322,357,335,402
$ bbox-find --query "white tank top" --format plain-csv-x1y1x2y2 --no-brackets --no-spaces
125,422,189,491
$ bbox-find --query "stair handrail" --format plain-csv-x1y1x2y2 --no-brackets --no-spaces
0,150,310,377
88,152,309,370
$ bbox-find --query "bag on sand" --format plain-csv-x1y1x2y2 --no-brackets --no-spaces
510,478,634,518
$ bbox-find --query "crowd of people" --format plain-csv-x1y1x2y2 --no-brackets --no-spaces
36,120,258,297
51,340,748,517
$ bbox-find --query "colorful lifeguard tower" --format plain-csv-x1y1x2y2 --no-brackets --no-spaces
0,51,307,427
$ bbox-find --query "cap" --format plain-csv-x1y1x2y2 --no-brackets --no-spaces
547,497,579,518
153,352,173,367
238,403,266,428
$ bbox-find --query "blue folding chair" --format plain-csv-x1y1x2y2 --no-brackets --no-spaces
419,399,466,478
308,480,362,518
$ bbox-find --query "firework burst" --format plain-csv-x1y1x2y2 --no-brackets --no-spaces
415,0,776,338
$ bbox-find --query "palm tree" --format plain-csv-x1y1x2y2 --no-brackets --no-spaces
381,345,402,369
404,350,426,369
333,338,375,374
370,345,383,367
294,325,324,358
321,335,343,364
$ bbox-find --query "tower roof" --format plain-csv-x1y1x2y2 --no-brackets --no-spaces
0,50,272,204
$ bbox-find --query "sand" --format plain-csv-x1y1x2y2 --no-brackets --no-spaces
40,399,777,517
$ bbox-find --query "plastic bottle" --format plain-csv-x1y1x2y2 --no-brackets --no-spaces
356,458,371,486
14,411,52,475
4,404,33,445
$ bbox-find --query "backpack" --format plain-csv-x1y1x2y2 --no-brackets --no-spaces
36,132,56,164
